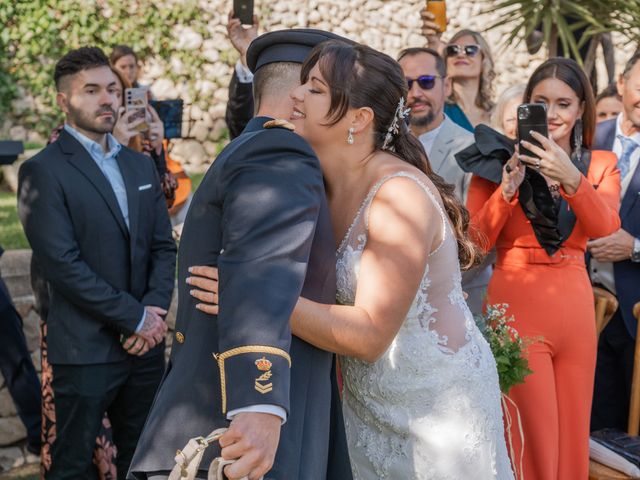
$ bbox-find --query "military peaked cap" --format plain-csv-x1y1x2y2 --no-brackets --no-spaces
246,28,354,73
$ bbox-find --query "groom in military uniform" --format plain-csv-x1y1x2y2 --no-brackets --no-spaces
129,30,352,480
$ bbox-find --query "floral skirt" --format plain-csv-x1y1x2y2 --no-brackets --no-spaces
40,320,117,479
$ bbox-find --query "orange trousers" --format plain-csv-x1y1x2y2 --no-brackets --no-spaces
489,259,596,480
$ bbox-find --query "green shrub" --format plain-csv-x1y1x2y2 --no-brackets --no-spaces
0,0,211,137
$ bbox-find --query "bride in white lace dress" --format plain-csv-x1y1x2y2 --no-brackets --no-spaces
286,42,514,479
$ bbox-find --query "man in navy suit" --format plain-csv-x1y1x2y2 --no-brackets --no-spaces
590,52,640,431
18,47,176,478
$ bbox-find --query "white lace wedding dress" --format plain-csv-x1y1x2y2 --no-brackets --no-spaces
337,172,514,480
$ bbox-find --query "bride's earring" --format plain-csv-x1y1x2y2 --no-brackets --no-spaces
347,127,355,145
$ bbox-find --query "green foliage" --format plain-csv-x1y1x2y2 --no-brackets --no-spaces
475,304,533,394
0,0,213,136
481,0,640,65
0,187,28,249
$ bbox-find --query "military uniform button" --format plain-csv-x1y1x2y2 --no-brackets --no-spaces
175,332,185,343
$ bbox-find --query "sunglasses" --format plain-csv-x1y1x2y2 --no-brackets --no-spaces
406,75,442,90
445,44,481,58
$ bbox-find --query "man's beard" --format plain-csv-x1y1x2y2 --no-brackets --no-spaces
67,103,116,135
409,110,436,129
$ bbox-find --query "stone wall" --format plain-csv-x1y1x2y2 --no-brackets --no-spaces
3,1,638,173
0,250,38,472
0,250,177,473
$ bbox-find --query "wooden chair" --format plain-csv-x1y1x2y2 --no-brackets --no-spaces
629,302,640,436
594,287,619,338
590,301,640,479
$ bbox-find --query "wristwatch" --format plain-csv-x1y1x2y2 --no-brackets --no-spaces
632,237,640,263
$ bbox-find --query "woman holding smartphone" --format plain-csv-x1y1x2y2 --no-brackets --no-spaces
466,58,621,478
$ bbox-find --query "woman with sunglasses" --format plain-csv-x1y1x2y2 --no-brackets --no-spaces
466,58,620,478
443,30,495,132
422,14,495,132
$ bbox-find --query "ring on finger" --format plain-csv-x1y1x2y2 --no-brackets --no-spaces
535,158,541,170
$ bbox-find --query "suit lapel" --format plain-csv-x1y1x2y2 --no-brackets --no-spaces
424,117,451,174
593,119,616,151
116,150,139,261
59,130,129,238
621,161,640,220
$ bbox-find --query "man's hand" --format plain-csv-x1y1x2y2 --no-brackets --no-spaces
219,412,281,480
187,266,219,315
587,228,635,262
227,10,259,67
121,334,151,356
137,306,168,347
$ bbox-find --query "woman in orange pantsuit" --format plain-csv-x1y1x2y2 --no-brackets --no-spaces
467,58,621,479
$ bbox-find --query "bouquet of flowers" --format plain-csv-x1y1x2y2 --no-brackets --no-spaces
475,303,532,394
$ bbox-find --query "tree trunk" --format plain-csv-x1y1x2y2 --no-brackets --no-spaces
548,24,558,58
584,33,600,92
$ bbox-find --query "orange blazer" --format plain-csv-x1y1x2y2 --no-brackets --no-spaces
467,150,621,256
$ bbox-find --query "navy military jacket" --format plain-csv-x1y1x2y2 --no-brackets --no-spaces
129,117,350,479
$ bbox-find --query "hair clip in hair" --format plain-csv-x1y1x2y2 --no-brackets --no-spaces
382,97,411,151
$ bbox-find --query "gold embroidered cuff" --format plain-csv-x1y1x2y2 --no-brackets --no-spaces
213,345,291,414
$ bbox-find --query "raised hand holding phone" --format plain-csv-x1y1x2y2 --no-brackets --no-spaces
113,107,145,146
227,9,258,67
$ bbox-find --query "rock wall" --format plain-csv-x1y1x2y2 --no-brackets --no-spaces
0,250,38,472
3,1,637,173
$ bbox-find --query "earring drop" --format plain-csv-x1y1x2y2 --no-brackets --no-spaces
347,127,355,145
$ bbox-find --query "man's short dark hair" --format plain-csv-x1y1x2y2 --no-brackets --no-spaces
623,52,640,79
397,47,446,77
253,62,300,112
54,47,110,91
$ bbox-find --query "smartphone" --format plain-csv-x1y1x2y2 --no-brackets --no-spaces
149,99,183,139
426,0,446,33
233,0,254,25
125,87,149,132
517,103,548,160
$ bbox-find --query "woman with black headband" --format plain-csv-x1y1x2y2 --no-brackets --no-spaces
466,57,621,479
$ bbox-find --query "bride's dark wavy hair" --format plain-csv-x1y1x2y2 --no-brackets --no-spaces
301,41,483,269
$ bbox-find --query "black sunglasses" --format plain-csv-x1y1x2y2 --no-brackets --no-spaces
445,44,481,58
406,75,441,90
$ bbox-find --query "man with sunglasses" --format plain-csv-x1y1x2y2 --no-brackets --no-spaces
398,47,490,316
398,47,473,201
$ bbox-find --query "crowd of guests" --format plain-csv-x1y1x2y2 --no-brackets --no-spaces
1,5,639,480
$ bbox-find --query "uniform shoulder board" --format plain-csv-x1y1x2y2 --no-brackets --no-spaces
263,119,295,131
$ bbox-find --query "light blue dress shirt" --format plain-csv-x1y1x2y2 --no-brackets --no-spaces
63,124,129,228
64,124,146,332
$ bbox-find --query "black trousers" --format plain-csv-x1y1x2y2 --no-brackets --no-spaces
48,353,165,480
591,309,636,431
0,277,42,450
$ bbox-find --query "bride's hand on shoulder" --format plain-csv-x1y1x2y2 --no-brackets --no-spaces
186,265,219,314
